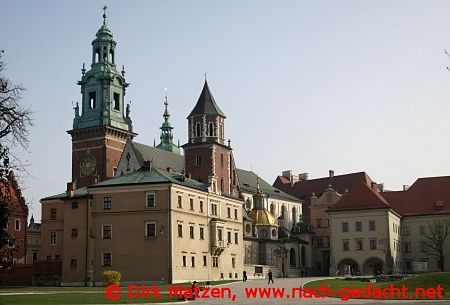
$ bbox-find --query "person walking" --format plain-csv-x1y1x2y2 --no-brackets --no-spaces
267,270,274,284
243,270,247,282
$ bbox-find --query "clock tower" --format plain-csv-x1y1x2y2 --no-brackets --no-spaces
67,8,136,188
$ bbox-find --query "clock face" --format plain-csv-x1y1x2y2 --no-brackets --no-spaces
80,155,97,177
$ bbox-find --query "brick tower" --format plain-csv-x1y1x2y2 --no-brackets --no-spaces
183,81,238,196
67,8,136,188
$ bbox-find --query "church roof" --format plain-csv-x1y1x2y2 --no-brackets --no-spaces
188,81,226,118
248,208,278,227
91,167,208,192
237,169,299,202
132,142,184,173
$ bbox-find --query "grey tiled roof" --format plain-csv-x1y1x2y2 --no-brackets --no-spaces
188,81,226,118
132,142,185,173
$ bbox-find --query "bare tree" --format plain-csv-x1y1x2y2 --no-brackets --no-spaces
0,50,33,250
425,219,450,272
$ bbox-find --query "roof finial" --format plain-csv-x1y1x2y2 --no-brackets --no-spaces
204,72,207,82
256,173,261,193
102,5,108,25
163,86,170,121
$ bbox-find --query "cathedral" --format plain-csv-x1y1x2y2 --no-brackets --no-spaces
39,9,311,286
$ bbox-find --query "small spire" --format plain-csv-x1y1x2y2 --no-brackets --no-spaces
153,139,156,147
30,214,34,224
163,86,170,121
81,63,86,76
204,72,207,82
178,139,180,147
102,5,108,26
121,65,125,77
228,139,231,147
256,173,260,193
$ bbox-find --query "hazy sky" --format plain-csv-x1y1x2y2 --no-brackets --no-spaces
2,1,450,221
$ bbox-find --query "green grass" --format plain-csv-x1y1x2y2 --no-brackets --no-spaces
0,280,239,305
304,272,450,300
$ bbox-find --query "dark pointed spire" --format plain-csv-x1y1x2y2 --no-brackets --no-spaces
188,80,226,118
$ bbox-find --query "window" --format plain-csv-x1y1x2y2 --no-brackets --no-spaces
208,122,214,136
232,257,236,268
402,226,410,235
211,203,218,215
227,207,231,218
220,154,224,168
71,228,78,238
102,225,112,239
212,257,219,267
317,238,323,248
200,227,204,239
113,92,120,110
356,221,362,232
369,220,376,231
370,239,377,250
356,240,363,251
191,256,195,267
316,219,322,228
419,226,425,235
203,255,207,266
343,240,349,251
50,208,57,220
15,219,20,231
50,232,57,245
146,194,155,208
103,252,112,266
234,208,238,220
72,202,78,209
177,196,182,208
218,229,223,241
182,256,187,267
190,226,194,239
89,92,96,108
403,242,411,253
220,178,224,193
406,261,412,270
196,122,201,137
420,241,427,252
46,255,51,260
196,155,202,166
103,197,111,209
71,259,77,268
55,255,60,260
342,222,348,232
200,201,204,212
146,222,156,237
234,232,238,244
227,231,232,244
32,252,38,262
178,224,183,237
189,198,194,210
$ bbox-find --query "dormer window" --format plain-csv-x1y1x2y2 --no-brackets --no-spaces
436,200,444,210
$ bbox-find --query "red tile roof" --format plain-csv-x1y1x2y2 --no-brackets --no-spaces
382,176,450,216
273,171,374,201
327,180,390,212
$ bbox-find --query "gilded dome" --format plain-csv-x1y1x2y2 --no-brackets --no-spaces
248,208,278,227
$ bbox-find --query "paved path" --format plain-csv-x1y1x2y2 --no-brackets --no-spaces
192,277,450,305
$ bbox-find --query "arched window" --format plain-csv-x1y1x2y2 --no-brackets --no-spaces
195,123,201,137
290,248,296,267
270,203,275,215
220,178,224,192
292,207,297,225
220,154,224,168
301,245,306,267
208,122,214,136
245,224,251,234
281,205,286,218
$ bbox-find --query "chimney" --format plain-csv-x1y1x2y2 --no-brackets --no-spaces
377,183,384,192
403,185,410,191
282,170,292,179
66,181,77,197
329,170,334,179
298,173,308,180
143,161,152,170
371,182,378,191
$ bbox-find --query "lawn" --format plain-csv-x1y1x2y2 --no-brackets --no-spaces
0,280,238,305
304,272,449,300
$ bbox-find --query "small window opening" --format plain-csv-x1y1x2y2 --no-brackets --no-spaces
89,92,96,109
114,93,120,110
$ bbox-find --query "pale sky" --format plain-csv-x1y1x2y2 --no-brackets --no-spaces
2,1,450,222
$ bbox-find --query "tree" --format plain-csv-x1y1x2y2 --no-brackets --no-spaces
0,50,32,250
425,219,450,272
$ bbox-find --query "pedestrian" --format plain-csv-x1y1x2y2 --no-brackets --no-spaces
267,270,274,284
243,270,247,282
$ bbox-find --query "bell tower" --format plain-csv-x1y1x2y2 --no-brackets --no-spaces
183,80,238,196
67,7,136,187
